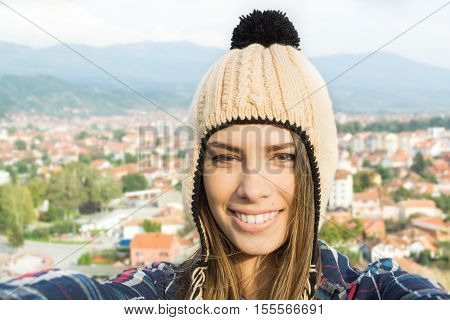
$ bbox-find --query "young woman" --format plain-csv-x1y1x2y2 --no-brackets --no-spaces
1,9,449,300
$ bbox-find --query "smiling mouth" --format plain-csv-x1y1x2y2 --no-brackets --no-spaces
228,209,281,225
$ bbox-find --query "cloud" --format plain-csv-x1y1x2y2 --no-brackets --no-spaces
0,0,449,68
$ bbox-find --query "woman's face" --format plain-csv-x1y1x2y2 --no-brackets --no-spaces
202,124,296,255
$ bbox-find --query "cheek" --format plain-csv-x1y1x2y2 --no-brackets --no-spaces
203,173,238,210
268,171,296,199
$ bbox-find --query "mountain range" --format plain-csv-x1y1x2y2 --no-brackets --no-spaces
0,41,449,116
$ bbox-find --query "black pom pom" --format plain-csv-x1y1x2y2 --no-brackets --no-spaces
230,9,300,50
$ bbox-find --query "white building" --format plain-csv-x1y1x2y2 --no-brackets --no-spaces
382,133,399,156
352,188,382,218
371,235,410,261
0,170,11,185
427,127,445,139
328,170,353,210
413,139,443,157
398,199,444,219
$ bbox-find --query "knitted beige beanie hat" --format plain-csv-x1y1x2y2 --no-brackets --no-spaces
181,9,338,299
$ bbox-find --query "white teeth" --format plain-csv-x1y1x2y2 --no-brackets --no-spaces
233,210,280,224
237,213,247,223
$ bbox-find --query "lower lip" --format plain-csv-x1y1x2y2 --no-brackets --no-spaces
228,209,282,233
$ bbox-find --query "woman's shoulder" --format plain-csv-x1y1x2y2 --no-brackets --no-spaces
0,261,179,300
317,239,450,300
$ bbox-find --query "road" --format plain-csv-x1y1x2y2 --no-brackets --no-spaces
0,236,116,269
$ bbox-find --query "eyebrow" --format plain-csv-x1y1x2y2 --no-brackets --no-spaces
206,142,295,153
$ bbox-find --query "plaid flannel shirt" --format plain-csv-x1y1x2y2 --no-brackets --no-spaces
1,240,448,300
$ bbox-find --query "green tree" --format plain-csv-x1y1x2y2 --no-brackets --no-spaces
373,165,394,183
15,161,29,174
417,249,432,265
124,152,137,164
89,147,106,160
26,178,47,208
121,173,147,192
362,160,371,168
385,218,408,234
0,183,36,247
78,154,92,164
82,169,122,213
113,129,125,142
411,152,427,173
336,116,450,134
78,252,92,265
319,219,362,245
143,219,162,232
411,152,436,183
390,187,414,202
25,227,50,241
75,131,89,140
46,164,86,221
14,139,27,151
50,221,80,234
45,162,122,218
353,172,375,192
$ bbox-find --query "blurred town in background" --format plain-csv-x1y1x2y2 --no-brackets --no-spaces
1,1,450,287
0,110,448,289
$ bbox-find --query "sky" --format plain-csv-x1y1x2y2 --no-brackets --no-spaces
0,0,449,69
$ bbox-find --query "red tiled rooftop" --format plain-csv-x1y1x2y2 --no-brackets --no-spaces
131,233,177,250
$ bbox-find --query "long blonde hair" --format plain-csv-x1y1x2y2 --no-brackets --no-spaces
176,125,322,299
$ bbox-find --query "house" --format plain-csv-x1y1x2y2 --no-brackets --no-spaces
110,163,138,179
390,172,424,192
361,217,386,240
409,216,450,242
90,159,112,170
121,220,144,240
438,173,450,195
351,133,369,153
328,170,353,210
364,154,382,167
409,238,438,258
151,205,187,234
395,227,438,257
413,139,442,157
381,150,412,169
371,235,410,261
328,210,352,224
397,132,420,152
398,199,444,219
427,127,446,139
387,178,404,192
428,159,449,176
130,233,180,266
352,188,382,218
413,182,440,197
37,165,63,180
382,133,399,156
380,197,400,220
364,134,381,152
103,141,127,160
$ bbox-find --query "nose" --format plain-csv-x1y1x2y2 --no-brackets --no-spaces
236,164,272,202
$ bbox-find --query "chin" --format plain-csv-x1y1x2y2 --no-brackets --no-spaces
235,241,282,256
